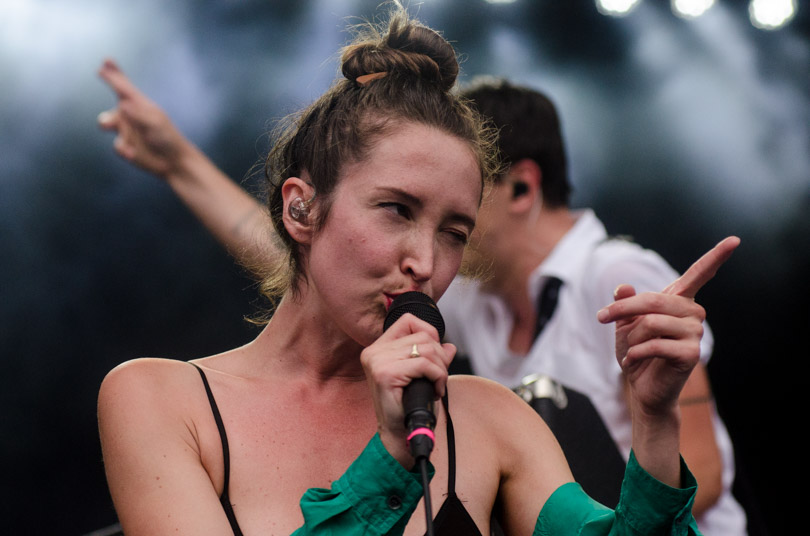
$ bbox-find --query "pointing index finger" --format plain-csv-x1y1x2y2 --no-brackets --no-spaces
98,59,141,100
663,236,740,299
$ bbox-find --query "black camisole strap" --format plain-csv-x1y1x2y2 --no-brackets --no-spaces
191,363,244,536
443,391,458,493
430,387,483,536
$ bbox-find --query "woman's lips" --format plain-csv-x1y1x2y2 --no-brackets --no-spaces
384,289,425,310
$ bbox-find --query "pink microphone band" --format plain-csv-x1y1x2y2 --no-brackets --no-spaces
407,427,435,444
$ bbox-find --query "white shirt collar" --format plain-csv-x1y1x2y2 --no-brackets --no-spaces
527,209,608,301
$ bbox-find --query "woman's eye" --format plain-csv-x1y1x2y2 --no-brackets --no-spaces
380,202,410,218
444,229,469,245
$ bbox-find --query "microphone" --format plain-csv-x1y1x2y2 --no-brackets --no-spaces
383,291,445,460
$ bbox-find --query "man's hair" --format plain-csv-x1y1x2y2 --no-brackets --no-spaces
460,78,571,208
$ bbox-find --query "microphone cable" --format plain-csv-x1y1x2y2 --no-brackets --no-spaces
418,457,434,536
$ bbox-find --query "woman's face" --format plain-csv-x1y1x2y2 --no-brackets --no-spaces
305,121,482,347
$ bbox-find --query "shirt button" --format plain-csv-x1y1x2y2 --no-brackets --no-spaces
386,495,403,510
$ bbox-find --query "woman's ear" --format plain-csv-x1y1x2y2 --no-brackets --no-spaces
507,158,542,215
281,177,317,244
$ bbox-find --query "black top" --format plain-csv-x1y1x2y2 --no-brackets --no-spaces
430,389,482,535
191,363,482,535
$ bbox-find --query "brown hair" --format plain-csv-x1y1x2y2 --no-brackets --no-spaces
461,77,571,208
258,3,499,301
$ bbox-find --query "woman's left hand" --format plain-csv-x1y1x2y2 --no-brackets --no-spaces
597,236,740,417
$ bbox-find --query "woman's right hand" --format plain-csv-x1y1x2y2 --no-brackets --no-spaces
360,313,456,468
97,59,190,179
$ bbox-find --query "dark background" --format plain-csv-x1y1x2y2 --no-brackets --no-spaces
1,1,807,534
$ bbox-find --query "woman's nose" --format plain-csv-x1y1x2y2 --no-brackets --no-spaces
401,231,435,282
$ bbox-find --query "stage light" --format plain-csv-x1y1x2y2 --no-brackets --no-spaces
672,0,716,19
596,0,642,17
483,0,518,4
749,0,796,30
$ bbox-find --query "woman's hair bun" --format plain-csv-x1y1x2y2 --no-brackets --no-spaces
341,7,458,92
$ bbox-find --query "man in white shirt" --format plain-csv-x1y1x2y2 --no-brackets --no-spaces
441,79,745,534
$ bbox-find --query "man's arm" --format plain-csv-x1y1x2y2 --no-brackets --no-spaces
678,364,723,516
97,59,277,271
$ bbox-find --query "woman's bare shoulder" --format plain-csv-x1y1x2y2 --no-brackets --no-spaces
98,357,237,533
446,375,538,426
97,357,217,469
447,374,521,405
445,374,562,450
101,357,195,393
98,357,207,423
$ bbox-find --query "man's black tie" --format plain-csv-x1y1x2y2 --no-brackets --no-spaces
533,276,563,340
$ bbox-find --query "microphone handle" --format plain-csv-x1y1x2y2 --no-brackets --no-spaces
402,377,436,459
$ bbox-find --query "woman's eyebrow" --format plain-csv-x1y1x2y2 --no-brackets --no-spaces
449,212,476,232
375,186,422,207
375,186,475,229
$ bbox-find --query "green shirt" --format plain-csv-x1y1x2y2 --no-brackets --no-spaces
294,434,701,535
534,451,700,535
293,433,433,535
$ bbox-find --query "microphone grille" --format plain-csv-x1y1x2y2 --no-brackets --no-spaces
383,291,445,340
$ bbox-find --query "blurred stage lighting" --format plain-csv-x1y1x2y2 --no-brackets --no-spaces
672,0,716,19
749,0,796,30
596,0,643,17
484,0,518,4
